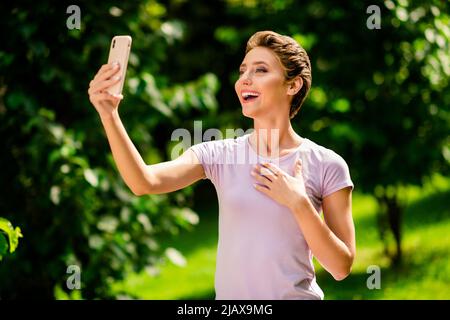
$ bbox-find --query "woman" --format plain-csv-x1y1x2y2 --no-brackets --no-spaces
88,30,355,300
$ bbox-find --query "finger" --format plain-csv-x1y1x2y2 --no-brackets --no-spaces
99,63,114,73
256,164,277,181
294,158,302,177
89,75,121,94
251,169,272,184
253,183,271,195
261,167,276,180
90,92,122,104
262,162,280,176
91,64,114,83
93,66,120,85
253,165,274,182
89,92,112,104
94,62,120,83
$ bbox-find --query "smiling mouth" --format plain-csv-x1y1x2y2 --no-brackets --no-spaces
242,92,260,103
243,96,259,103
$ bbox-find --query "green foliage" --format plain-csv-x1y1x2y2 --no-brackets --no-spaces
0,218,23,261
0,1,217,299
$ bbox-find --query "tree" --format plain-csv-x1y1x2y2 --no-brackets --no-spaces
0,1,218,298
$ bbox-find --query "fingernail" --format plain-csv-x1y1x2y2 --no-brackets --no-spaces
113,76,121,80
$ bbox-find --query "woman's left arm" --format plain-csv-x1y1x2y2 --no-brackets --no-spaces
291,186,355,280
252,160,355,280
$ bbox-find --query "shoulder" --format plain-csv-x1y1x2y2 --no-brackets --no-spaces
302,138,352,187
304,138,353,197
303,137,349,167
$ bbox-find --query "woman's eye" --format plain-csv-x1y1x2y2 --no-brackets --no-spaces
237,68,266,76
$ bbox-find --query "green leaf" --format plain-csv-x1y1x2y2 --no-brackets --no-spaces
332,98,350,113
0,218,23,254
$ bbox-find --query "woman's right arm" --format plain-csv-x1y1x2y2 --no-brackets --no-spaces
88,63,205,196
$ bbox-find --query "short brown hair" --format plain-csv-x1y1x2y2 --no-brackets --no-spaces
245,31,312,119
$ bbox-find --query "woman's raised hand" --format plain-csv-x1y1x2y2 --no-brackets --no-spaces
88,62,123,118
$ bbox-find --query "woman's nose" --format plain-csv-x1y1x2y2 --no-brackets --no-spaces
241,72,252,85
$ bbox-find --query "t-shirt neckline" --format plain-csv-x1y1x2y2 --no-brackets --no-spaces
244,133,308,162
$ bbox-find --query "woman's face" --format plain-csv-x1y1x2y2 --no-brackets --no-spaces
235,46,290,119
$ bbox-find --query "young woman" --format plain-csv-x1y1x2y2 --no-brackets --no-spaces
88,30,355,300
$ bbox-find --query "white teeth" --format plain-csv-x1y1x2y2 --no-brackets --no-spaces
242,92,260,98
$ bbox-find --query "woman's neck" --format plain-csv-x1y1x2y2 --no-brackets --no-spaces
250,118,303,158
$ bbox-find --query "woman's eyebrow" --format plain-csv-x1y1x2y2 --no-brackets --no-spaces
239,61,269,68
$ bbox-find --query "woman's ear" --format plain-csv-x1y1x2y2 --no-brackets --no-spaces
287,77,303,96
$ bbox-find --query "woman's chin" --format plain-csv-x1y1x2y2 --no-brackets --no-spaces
241,104,261,119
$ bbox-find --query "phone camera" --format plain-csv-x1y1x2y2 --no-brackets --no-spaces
112,40,116,48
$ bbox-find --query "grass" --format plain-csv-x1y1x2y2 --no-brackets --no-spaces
111,173,450,300
112,215,218,300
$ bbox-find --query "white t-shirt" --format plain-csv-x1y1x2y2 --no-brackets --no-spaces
189,133,354,299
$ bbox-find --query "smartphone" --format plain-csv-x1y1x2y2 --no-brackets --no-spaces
106,35,132,95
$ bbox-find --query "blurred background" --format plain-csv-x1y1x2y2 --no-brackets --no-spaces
0,0,449,299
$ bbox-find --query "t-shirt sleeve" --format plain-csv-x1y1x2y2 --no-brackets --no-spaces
188,141,221,184
321,150,354,198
